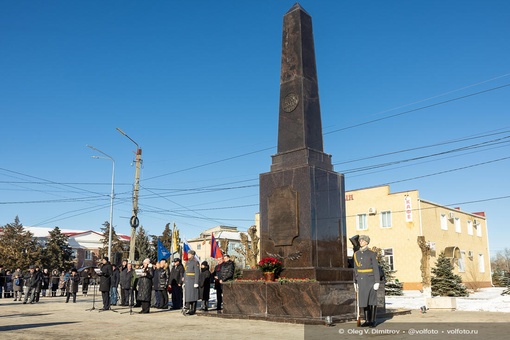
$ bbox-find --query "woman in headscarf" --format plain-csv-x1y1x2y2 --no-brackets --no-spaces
199,261,211,311
137,258,154,314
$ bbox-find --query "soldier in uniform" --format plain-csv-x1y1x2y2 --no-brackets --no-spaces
353,235,380,327
183,250,200,315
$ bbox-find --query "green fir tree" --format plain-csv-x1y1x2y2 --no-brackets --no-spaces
492,270,508,287
373,246,403,296
0,216,43,270
431,252,468,297
160,223,173,254
149,234,158,263
42,226,75,272
135,225,151,262
99,221,125,263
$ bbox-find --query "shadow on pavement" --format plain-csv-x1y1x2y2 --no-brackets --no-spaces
0,312,53,319
0,321,77,332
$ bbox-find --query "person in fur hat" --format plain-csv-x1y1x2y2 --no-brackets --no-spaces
353,235,381,328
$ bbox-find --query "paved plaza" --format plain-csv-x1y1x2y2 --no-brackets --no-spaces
1,294,509,340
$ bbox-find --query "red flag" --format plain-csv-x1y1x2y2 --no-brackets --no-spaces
211,233,223,259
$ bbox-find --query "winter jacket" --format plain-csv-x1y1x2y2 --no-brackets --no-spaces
158,267,169,290
111,268,120,288
169,264,184,286
220,260,235,282
42,271,50,289
66,273,80,293
137,265,154,302
34,269,43,292
152,268,161,291
51,270,60,286
199,266,211,301
120,268,135,289
24,271,41,289
98,262,113,292
13,270,24,292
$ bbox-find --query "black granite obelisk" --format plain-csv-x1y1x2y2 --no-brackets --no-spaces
222,5,357,321
259,3,349,280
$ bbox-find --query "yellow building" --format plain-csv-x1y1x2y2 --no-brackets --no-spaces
345,185,492,290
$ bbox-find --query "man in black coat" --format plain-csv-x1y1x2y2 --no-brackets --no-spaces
23,265,41,304
98,256,113,311
155,259,169,309
119,259,128,305
212,257,224,310
169,258,184,309
119,261,134,306
34,265,43,302
110,264,120,306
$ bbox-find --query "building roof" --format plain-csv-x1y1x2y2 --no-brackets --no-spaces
189,230,249,242
20,226,131,241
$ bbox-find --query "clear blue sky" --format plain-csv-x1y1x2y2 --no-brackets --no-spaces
1,1,509,257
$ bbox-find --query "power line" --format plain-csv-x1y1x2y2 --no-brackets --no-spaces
3,77,509,230
324,83,510,135
383,156,510,185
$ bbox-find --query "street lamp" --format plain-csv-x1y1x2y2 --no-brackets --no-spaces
116,128,142,262
87,144,115,261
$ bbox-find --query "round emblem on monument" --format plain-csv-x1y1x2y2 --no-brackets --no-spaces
282,93,299,113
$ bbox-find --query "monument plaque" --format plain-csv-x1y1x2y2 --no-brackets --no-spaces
267,186,299,246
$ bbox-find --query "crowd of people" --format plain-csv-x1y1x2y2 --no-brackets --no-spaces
94,250,235,315
0,264,88,304
0,251,236,315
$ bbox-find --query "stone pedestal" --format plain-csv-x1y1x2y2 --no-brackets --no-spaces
223,281,356,322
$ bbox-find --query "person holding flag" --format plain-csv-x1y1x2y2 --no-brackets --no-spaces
211,233,224,310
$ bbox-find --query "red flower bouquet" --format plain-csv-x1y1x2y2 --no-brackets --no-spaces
257,257,283,275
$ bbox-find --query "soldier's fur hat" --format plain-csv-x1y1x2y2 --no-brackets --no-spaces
359,235,370,244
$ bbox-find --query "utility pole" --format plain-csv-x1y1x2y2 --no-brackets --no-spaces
116,128,142,262
86,145,115,262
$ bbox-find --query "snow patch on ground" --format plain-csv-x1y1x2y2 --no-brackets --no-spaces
385,287,510,313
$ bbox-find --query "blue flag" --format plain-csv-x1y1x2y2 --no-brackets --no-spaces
157,239,170,262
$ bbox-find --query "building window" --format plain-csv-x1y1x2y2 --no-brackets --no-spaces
356,214,367,230
85,250,92,260
467,220,473,235
458,251,466,272
383,248,394,271
380,211,392,228
478,253,485,273
440,214,448,230
475,221,482,237
454,218,461,233
197,244,202,250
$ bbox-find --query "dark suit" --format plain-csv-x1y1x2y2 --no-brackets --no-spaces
98,261,113,310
